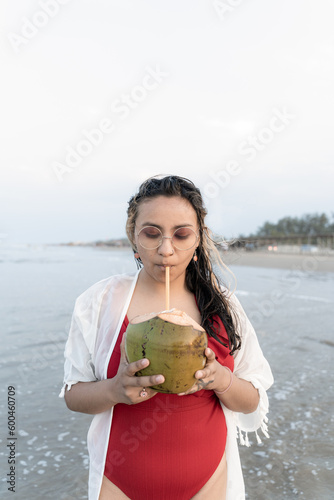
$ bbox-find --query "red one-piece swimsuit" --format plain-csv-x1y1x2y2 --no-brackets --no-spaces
104,315,234,500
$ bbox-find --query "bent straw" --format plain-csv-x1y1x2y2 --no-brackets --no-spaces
165,266,170,310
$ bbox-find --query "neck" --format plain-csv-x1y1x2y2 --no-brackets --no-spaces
138,267,188,296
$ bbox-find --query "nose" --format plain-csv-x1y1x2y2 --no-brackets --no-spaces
158,236,174,256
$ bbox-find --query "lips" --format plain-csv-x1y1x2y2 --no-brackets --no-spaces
158,264,173,270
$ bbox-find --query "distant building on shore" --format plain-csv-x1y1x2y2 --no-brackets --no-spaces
227,233,334,254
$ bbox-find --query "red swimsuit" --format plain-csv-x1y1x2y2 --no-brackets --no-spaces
104,316,234,500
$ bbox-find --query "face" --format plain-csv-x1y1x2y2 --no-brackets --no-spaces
134,195,199,285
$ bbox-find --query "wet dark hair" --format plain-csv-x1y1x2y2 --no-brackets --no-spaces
126,175,241,354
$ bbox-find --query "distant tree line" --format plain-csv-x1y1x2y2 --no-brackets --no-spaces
252,213,334,237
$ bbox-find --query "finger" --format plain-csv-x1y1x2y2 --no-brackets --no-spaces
177,383,197,396
195,365,215,380
120,337,150,375
125,357,150,377
195,362,215,379
177,388,191,396
205,347,216,361
195,349,216,379
136,387,157,399
131,373,165,388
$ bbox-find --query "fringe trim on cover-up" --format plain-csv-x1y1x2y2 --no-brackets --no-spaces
236,415,270,447
235,383,271,447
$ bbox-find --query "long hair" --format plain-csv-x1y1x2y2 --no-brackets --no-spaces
126,175,241,354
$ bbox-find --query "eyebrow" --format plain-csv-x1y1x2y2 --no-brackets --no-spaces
139,222,195,230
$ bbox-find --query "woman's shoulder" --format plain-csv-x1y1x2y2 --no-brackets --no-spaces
75,272,138,307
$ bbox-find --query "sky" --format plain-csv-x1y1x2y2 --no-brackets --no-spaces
1,0,333,245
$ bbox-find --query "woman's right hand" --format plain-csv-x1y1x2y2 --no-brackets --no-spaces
110,338,165,405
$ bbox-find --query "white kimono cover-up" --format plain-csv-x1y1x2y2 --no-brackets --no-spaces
59,271,274,500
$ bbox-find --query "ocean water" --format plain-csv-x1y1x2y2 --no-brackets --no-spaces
0,243,333,499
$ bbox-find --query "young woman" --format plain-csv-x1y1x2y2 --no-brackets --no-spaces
60,175,273,500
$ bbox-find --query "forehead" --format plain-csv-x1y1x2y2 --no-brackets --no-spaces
136,196,198,226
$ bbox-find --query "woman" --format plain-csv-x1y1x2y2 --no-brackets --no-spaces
60,175,273,500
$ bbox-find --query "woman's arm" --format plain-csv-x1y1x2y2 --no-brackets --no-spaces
64,379,118,415
212,358,259,413
64,339,165,415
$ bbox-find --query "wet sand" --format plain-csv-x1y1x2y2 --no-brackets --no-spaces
222,250,334,273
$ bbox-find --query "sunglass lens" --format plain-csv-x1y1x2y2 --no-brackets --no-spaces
173,228,197,250
138,227,162,249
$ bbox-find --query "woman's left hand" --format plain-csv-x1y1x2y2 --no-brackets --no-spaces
177,347,220,396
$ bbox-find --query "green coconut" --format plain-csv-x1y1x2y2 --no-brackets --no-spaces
125,309,208,394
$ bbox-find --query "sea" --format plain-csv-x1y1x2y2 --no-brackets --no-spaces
0,243,333,499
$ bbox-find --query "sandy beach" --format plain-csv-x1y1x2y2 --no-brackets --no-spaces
222,250,334,273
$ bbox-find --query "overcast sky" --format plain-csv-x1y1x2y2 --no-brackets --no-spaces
1,0,333,244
